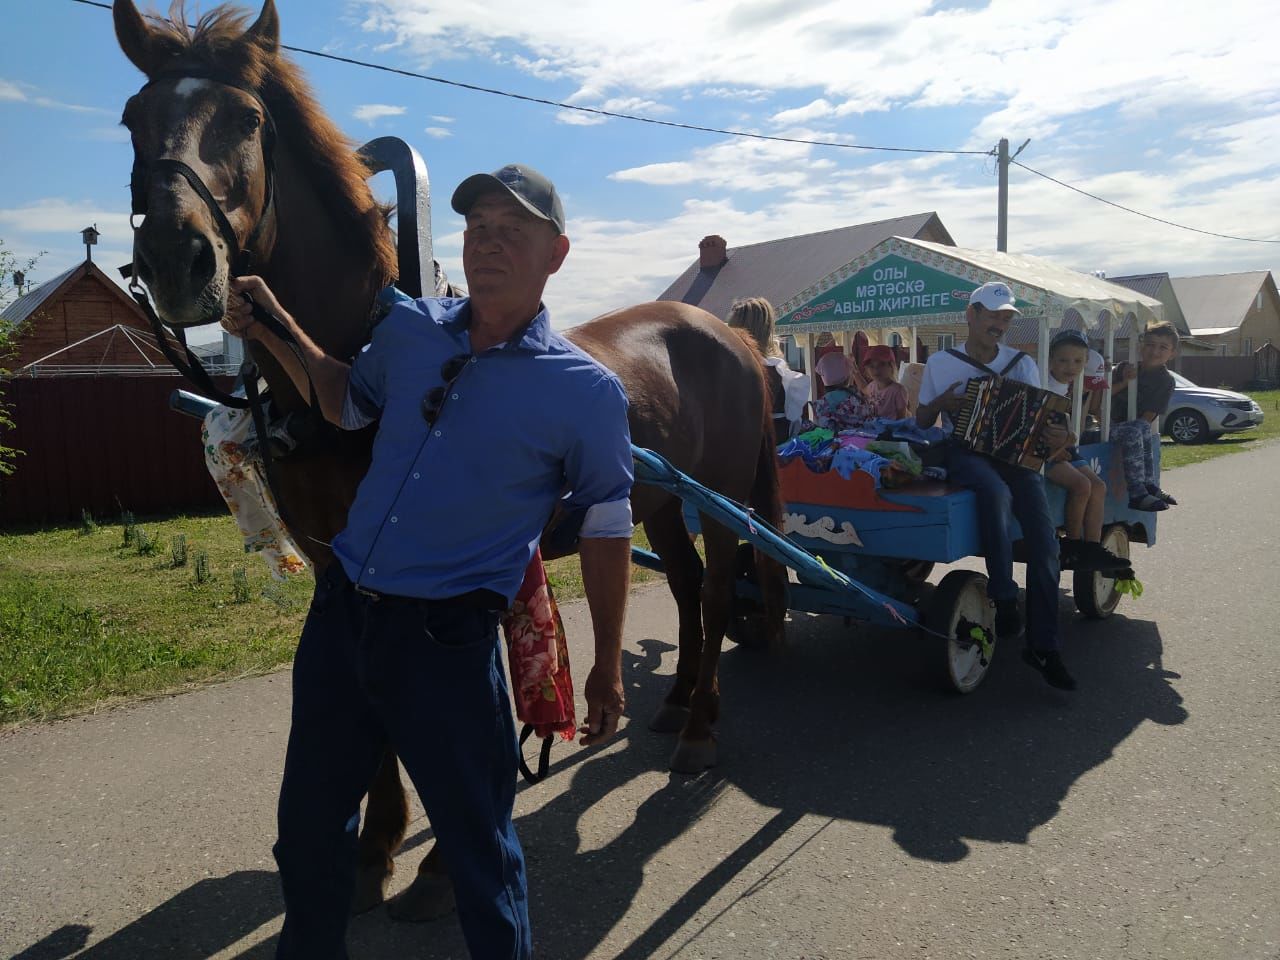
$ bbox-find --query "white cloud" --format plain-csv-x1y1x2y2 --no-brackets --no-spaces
430,114,455,123
0,199,131,239
555,109,609,126
0,77,110,114
424,126,453,138
353,103,407,123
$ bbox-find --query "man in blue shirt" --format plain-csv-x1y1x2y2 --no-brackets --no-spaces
222,164,634,959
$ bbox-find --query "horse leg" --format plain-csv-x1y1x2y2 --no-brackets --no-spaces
670,516,737,773
352,746,408,913
643,499,706,734
387,843,456,923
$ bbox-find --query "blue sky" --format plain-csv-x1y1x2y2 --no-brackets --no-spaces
3,0,1278,342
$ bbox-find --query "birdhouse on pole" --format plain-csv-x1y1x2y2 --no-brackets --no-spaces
81,224,100,262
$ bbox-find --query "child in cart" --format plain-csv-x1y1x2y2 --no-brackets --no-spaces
1043,330,1129,573
861,345,910,421
814,351,873,431
1111,321,1179,511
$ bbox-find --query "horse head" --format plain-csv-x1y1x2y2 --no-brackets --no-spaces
115,0,280,328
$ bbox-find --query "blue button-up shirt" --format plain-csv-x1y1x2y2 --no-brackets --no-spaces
332,296,633,603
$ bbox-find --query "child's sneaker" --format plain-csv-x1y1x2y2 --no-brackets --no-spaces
1146,483,1177,506
1128,492,1168,512
1080,541,1130,573
1058,538,1083,570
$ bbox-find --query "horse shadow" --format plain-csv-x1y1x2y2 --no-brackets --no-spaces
7,601,1184,960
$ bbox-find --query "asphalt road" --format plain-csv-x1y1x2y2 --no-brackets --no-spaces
3,442,1278,960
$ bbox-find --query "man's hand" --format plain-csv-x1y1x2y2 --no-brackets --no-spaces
935,381,967,414
223,276,289,341
578,663,625,747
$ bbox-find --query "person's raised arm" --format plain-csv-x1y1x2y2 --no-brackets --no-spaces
223,276,351,427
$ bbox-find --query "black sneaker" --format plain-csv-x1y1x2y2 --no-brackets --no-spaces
1058,538,1083,570
1022,647,1078,691
995,598,1023,642
1146,483,1177,506
1079,541,1130,573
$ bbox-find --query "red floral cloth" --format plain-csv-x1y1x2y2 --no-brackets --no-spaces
501,548,576,741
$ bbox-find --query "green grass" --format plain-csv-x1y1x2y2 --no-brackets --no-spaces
0,511,661,726
1160,389,1280,470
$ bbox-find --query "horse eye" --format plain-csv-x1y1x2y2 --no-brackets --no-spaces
241,111,262,135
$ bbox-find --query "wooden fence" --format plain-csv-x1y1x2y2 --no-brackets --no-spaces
1179,355,1266,390
0,375,234,527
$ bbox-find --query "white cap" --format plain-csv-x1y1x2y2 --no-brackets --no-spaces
968,281,1020,314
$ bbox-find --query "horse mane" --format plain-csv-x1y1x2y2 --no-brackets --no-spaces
145,2,397,285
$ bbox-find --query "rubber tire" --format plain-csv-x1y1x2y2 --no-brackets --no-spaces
726,543,767,650
1073,524,1130,619
923,570,995,694
1167,408,1208,444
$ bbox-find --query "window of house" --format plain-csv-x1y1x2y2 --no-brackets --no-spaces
938,333,955,351
890,332,903,347
1242,337,1253,355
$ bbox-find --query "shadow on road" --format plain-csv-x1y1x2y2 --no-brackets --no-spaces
9,593,1185,960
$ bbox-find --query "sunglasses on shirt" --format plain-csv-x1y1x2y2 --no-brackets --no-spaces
421,353,471,427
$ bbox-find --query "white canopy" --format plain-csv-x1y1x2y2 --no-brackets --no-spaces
776,236,1164,335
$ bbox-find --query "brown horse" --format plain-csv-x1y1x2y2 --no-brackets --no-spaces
113,0,786,920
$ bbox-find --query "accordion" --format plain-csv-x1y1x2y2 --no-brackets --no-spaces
951,377,1070,471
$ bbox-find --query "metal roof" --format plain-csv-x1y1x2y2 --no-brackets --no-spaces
1108,272,1167,300
1,263,80,331
1170,271,1274,335
656,212,952,323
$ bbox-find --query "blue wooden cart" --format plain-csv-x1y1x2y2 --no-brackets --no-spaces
635,239,1170,693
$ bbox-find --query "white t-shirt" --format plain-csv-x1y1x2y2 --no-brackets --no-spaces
1046,348,1105,397
918,343,1041,432
763,356,811,425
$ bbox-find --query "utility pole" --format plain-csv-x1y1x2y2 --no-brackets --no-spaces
996,138,1030,253
997,138,1009,252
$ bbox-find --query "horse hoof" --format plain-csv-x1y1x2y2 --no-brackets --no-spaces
350,861,392,915
386,868,457,923
648,703,691,734
669,737,717,774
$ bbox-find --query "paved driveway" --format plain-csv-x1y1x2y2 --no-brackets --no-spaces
3,444,1277,960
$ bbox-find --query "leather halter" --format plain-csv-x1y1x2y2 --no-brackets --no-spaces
125,71,281,409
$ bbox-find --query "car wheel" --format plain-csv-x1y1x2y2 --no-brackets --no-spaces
1167,409,1208,444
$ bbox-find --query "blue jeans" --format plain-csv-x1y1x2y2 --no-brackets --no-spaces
274,564,530,960
945,445,1061,651
1110,419,1156,497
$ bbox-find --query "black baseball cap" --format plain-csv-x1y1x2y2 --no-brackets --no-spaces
451,164,566,234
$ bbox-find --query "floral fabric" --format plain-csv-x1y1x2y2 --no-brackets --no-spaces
501,548,576,741
202,405,308,580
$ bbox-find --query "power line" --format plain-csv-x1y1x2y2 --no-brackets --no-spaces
1012,158,1280,244
70,0,990,157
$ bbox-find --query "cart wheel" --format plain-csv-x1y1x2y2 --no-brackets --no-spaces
901,560,935,584
1074,524,1130,619
923,570,996,694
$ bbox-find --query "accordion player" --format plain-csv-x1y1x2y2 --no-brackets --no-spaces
950,376,1071,471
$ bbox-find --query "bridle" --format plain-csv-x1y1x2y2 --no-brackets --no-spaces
124,69,287,410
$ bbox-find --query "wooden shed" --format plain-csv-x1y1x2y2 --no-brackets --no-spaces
1,256,228,525
1,259,168,374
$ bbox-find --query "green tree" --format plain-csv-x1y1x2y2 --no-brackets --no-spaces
1,238,46,478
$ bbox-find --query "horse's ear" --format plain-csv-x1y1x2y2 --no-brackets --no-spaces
245,0,280,55
113,0,159,76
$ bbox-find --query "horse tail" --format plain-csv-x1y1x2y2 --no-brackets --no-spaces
748,364,789,651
